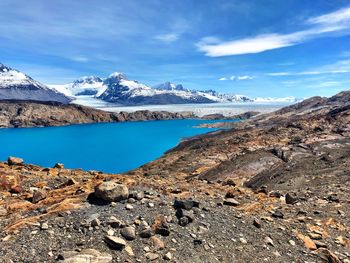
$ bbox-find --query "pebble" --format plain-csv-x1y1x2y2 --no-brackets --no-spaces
125,204,134,210
145,252,159,261
239,238,247,244
163,252,172,260
289,240,296,246
41,222,49,230
264,236,274,246
120,226,136,240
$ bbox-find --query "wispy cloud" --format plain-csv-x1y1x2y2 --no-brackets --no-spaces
198,6,350,57
268,59,350,76
219,75,254,81
155,33,179,43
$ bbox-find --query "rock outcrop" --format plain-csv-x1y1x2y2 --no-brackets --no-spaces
0,100,196,128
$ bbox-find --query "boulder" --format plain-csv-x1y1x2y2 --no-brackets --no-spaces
173,199,199,210
285,193,298,205
104,235,126,250
7,156,24,166
54,163,64,169
32,189,47,203
94,181,129,202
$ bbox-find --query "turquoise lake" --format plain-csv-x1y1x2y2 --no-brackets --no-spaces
0,119,234,173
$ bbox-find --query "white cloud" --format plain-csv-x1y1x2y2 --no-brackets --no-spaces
155,33,179,43
198,6,350,57
70,56,89,62
267,72,291,76
237,75,254,80
219,75,254,81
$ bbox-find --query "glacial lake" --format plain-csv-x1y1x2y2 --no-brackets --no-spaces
0,119,235,173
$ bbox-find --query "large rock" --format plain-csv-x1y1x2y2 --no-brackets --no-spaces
104,235,126,250
7,156,24,165
58,248,112,263
94,181,129,202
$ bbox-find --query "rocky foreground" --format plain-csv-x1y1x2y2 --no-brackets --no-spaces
0,92,350,262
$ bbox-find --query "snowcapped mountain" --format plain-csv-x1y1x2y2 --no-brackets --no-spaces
46,71,300,106
98,75,218,105
50,76,106,97
0,63,71,104
253,96,300,103
153,82,189,92
201,89,253,102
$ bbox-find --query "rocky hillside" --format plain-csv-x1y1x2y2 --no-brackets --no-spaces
0,91,349,262
0,63,71,104
0,100,196,128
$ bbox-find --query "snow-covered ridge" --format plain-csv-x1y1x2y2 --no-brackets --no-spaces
0,63,71,104
49,72,260,105
48,70,301,106
254,96,300,103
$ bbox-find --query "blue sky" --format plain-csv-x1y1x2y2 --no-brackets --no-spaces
1,0,350,98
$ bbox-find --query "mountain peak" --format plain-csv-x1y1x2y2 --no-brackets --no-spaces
0,63,71,104
108,72,126,80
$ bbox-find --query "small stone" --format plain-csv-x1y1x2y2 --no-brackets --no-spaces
108,216,124,228
285,193,298,204
271,210,284,219
94,181,129,202
145,252,159,261
264,236,274,246
163,252,172,260
120,226,136,240
239,238,247,244
148,202,155,208
253,218,261,228
107,229,114,236
150,236,165,250
314,240,327,248
104,235,126,250
41,222,49,230
91,218,101,227
126,204,134,210
152,215,170,236
143,246,150,252
139,228,153,238
272,251,281,257
223,198,240,206
7,156,24,165
289,240,296,246
125,245,134,257
128,198,136,203
222,178,236,186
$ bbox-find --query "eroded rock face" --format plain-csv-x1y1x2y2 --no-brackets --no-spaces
94,181,129,202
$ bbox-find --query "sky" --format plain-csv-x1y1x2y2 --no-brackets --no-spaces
1,0,350,98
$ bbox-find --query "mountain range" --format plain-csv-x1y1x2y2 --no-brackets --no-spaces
0,63,300,105
50,72,256,105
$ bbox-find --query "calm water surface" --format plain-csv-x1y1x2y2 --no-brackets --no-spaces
0,119,234,173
